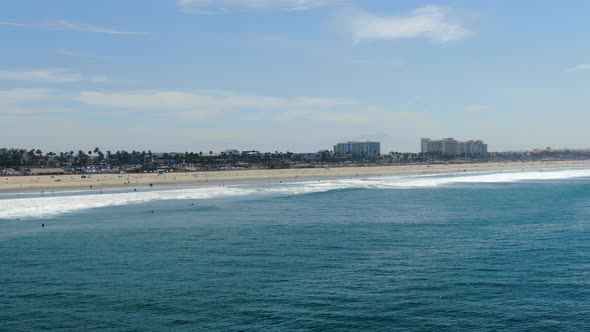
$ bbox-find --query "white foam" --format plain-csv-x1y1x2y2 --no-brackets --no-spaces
370,168,590,188
1,168,589,219
0,186,253,220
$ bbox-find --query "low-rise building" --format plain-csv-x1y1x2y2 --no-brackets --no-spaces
28,168,67,175
223,149,240,156
298,150,332,162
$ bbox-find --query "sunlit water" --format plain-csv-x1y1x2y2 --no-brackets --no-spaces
1,169,590,331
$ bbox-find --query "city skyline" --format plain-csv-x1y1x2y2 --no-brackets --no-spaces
2,0,590,152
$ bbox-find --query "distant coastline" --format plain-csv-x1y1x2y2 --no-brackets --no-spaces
2,160,590,194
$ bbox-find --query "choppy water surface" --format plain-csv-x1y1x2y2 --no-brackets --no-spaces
1,169,590,331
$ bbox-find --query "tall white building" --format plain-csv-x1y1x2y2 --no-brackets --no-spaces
333,141,381,158
421,138,487,155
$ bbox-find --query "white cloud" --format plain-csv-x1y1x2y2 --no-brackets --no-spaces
465,105,489,113
178,0,338,14
0,68,138,84
0,20,148,36
76,90,355,110
345,6,472,43
565,64,590,73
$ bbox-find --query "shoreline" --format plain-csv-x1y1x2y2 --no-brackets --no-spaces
2,160,590,194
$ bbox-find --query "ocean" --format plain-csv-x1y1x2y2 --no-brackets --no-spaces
1,168,590,331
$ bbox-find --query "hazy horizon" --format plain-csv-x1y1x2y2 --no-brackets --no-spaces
2,0,590,153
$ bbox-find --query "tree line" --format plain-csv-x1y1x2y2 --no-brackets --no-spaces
2,146,588,170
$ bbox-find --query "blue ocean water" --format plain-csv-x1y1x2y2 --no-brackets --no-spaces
1,170,590,331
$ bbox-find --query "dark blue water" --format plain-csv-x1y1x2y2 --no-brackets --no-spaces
2,179,590,331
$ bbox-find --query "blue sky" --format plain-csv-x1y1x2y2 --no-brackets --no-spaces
1,0,590,153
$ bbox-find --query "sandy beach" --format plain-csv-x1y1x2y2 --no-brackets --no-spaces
2,160,590,193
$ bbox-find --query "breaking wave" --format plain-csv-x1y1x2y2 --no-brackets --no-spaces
1,168,590,219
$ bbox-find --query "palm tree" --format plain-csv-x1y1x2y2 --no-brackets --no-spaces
47,152,55,165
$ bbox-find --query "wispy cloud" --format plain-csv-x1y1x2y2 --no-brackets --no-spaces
0,21,28,28
75,90,419,126
0,88,66,116
0,68,138,84
0,68,81,83
56,48,112,59
565,64,590,73
344,6,472,44
0,20,148,36
315,109,417,124
178,0,339,14
346,57,404,66
76,90,355,110
46,20,148,35
2,88,425,152
0,88,54,104
464,105,489,113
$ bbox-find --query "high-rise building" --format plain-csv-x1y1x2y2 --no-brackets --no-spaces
421,138,487,155
333,141,381,158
